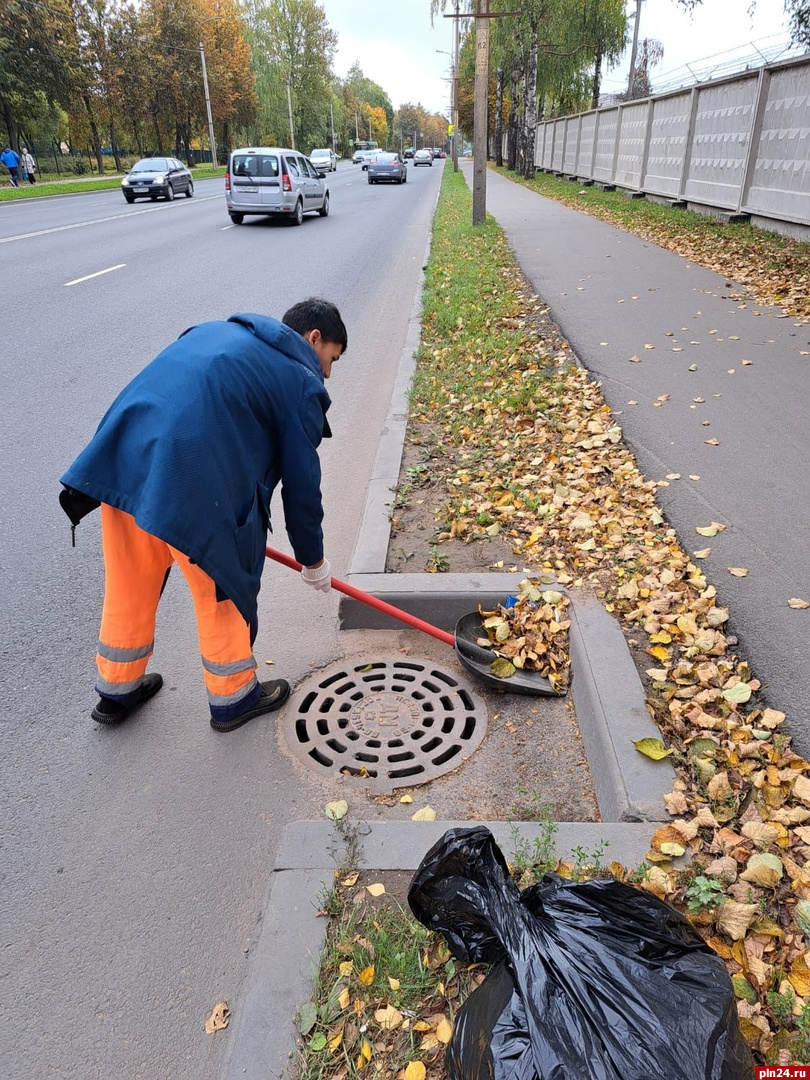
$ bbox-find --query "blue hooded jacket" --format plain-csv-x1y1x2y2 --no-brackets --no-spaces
60,313,331,623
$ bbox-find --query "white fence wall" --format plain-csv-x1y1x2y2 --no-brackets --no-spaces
534,54,810,231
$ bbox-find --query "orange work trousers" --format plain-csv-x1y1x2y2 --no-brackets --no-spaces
97,504,258,718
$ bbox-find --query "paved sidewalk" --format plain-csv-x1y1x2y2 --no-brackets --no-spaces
473,163,810,753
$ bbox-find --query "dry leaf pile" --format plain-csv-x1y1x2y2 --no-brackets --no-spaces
396,176,810,1066
476,581,571,691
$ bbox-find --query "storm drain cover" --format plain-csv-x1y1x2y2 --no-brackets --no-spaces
283,656,488,793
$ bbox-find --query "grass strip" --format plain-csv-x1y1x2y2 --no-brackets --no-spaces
0,165,225,202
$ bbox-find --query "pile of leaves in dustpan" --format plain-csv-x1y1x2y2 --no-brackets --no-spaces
476,578,572,692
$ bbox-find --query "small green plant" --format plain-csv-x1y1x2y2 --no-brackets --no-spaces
570,840,609,881
425,544,449,573
685,874,726,913
406,462,429,483
767,985,797,1028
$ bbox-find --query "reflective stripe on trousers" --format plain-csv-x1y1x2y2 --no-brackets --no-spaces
98,504,257,712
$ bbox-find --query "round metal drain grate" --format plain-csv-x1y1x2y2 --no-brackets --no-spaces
283,656,488,793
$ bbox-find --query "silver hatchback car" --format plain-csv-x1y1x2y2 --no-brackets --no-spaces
225,147,330,225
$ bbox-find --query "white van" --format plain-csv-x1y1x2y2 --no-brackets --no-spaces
225,147,330,226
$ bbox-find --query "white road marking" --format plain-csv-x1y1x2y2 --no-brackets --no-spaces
64,263,126,286
0,194,220,245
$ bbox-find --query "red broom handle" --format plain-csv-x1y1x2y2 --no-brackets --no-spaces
265,545,456,647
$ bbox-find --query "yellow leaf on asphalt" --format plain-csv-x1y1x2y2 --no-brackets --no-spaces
412,806,437,821
436,1017,453,1043
366,883,386,897
374,1005,403,1030
727,567,749,577
204,1001,231,1034
325,800,349,820
696,522,726,537
705,438,720,445
788,598,810,610
400,794,413,803
404,1063,426,1080
358,965,375,986
693,548,711,559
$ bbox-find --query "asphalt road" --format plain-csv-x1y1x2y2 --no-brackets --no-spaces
1,161,443,1080
479,164,810,754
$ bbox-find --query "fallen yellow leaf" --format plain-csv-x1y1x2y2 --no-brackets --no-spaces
411,806,437,821
436,1016,453,1043
727,567,749,577
374,1005,403,1030
338,987,350,1010
358,965,375,986
204,1001,231,1034
400,794,413,804
341,872,359,887
788,598,810,610
388,976,401,991
339,961,353,978
404,1062,426,1080
366,883,386,897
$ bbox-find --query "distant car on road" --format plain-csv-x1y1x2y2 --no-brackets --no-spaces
367,152,407,185
310,148,337,173
403,147,415,159
121,157,194,203
357,149,378,171
225,146,329,226
432,148,447,159
413,149,433,166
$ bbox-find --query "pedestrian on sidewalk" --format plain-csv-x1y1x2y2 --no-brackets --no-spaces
1,145,20,186
59,298,347,733
21,148,36,184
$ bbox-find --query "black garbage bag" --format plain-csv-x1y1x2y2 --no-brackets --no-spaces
408,826,754,1080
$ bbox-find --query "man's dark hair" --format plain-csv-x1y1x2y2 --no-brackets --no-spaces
282,297,347,354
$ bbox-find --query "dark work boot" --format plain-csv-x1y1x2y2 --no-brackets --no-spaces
209,679,291,733
91,673,164,725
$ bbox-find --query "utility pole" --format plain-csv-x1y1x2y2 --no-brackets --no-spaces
286,73,295,148
446,3,518,227
199,41,217,167
627,0,643,99
452,0,460,173
472,0,489,225
330,101,336,154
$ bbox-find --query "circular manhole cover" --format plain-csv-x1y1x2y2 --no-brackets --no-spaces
283,656,488,793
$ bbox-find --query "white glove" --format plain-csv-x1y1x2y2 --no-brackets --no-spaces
301,559,332,593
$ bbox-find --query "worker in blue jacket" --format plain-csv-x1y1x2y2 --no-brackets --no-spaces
60,298,347,732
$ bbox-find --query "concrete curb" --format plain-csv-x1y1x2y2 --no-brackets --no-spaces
225,820,655,1079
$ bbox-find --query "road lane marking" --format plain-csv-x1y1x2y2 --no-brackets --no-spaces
0,194,220,245
64,263,126,286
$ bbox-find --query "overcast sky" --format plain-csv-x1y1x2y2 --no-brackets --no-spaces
318,0,797,115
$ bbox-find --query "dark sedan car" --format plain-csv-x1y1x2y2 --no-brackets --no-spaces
367,152,407,185
121,157,194,203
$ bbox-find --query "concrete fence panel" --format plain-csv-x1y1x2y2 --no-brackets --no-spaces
533,55,810,234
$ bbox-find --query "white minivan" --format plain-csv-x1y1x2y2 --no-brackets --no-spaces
225,147,330,226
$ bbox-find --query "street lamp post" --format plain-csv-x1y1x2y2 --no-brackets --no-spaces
199,39,217,167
